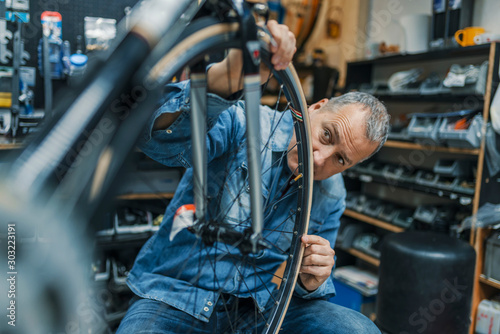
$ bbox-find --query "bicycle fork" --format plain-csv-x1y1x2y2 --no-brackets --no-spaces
240,6,265,254
189,7,267,255
190,66,208,226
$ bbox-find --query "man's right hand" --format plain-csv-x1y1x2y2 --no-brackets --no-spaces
207,20,297,98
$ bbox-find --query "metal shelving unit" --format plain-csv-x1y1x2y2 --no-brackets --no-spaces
342,43,500,333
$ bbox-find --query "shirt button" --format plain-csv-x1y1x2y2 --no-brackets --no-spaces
204,307,209,312
207,301,213,306
274,205,278,210
185,97,190,104
166,129,172,134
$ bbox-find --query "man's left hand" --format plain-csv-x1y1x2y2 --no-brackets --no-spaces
299,234,335,292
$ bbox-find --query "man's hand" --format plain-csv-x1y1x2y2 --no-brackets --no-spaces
267,20,296,71
299,235,335,292
207,20,296,97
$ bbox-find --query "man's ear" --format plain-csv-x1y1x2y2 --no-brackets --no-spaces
308,98,329,114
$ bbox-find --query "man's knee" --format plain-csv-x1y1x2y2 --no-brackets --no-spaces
284,298,380,334
323,303,380,334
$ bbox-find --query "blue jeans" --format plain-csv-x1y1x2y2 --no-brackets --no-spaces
116,295,380,334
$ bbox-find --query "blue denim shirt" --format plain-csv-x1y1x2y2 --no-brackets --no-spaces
127,80,346,322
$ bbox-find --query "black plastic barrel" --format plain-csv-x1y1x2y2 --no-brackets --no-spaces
375,231,476,334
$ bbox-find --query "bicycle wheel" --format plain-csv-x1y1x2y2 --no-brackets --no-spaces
131,18,313,333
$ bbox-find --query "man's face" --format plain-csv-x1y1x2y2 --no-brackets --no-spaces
287,99,379,181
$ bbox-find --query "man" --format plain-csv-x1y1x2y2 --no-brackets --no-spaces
117,21,389,333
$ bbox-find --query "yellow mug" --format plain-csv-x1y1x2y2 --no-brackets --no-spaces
455,27,486,47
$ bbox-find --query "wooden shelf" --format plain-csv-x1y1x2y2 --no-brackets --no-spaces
116,193,175,200
344,169,475,200
479,275,500,290
384,140,480,155
349,44,491,66
0,143,22,150
343,209,404,233
346,248,380,267
367,93,484,103
0,136,22,150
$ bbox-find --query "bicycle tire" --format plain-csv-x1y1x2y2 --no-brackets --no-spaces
136,18,313,334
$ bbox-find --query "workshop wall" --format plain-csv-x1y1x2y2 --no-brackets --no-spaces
6,0,139,109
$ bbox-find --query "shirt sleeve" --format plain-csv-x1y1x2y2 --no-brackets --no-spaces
137,80,244,167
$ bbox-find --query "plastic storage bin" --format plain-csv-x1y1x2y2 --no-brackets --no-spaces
484,231,500,281
388,126,412,142
399,168,418,183
337,222,367,249
93,257,111,282
413,205,454,224
435,175,459,191
378,203,399,222
415,170,439,186
345,192,363,210
407,113,442,144
352,161,372,174
367,162,386,176
439,113,484,148
382,165,404,180
363,199,384,217
413,205,440,224
353,194,369,213
392,208,414,228
353,233,381,258
433,159,474,178
114,208,153,234
454,179,475,195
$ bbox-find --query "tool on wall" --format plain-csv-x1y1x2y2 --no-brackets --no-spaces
38,11,68,121
10,19,21,136
326,3,342,40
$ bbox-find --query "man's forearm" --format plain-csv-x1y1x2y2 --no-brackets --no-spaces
207,49,272,98
207,49,244,98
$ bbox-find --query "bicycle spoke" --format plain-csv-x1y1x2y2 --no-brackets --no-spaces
263,210,296,239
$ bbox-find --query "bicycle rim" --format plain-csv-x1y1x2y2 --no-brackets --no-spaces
142,18,313,334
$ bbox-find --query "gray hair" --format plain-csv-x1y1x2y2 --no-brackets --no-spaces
322,92,390,161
